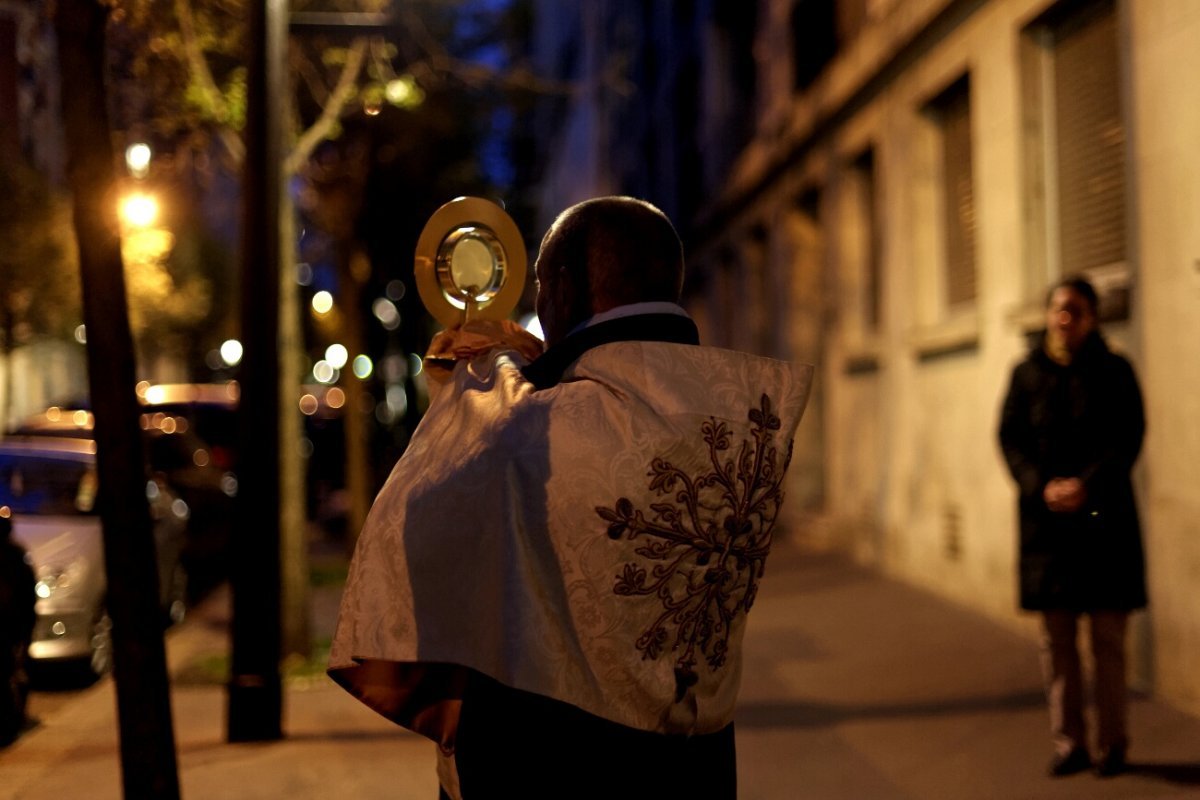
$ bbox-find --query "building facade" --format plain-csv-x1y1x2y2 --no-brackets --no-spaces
530,0,1200,718
0,0,85,429
526,0,757,233
690,0,1200,716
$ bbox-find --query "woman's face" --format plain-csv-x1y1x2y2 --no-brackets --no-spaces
1045,286,1096,355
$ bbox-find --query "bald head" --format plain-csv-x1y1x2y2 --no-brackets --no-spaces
534,197,685,346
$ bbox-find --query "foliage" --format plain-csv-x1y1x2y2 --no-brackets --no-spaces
122,231,213,344
98,0,548,382
109,0,249,160
0,159,81,348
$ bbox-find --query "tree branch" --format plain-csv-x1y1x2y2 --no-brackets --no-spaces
285,36,368,175
175,0,245,163
175,0,225,119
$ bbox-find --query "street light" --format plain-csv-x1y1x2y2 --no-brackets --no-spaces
120,192,159,229
118,190,174,268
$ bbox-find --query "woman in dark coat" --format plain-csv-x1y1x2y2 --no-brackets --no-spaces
998,276,1145,778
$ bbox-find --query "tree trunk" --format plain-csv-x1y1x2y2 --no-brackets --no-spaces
279,203,310,659
340,247,371,546
53,2,180,797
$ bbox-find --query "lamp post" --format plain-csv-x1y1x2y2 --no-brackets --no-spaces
227,0,286,742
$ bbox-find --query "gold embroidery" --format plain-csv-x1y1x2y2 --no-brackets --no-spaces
596,394,791,701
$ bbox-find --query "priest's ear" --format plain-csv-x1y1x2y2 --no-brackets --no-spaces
537,262,588,346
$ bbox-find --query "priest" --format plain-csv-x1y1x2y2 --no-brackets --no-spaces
329,196,813,798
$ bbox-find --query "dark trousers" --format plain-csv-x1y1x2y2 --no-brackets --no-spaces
454,672,736,799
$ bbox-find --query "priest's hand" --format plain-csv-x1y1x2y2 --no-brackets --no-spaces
423,319,545,385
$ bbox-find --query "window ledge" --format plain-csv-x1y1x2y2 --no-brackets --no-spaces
1007,303,1046,335
911,312,980,361
843,339,883,374
1008,263,1133,333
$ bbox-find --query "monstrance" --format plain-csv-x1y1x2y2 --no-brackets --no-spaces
414,197,526,329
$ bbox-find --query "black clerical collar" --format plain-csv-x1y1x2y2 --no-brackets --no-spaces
521,313,700,390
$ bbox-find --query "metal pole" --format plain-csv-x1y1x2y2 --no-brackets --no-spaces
227,0,286,742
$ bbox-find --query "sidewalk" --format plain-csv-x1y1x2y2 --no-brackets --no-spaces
2,538,1199,799
734,546,1200,799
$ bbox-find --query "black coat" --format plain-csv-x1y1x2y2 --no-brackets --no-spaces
998,332,1147,611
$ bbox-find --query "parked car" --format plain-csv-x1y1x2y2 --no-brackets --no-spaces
139,383,239,475
9,396,237,600
135,384,239,595
0,436,188,679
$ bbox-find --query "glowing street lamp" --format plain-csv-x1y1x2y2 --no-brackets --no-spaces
120,192,159,229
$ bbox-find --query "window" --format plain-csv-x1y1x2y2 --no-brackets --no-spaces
851,148,881,332
1021,0,1127,315
911,74,979,357
928,75,976,308
1051,4,1125,276
0,14,19,155
747,226,771,355
790,0,838,91
836,146,882,355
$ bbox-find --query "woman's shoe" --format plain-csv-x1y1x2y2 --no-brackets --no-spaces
1049,747,1091,777
1096,746,1126,777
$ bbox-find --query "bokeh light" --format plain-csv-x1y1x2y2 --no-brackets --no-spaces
312,291,334,315
120,192,159,228
298,394,319,416
325,343,349,369
220,339,244,366
313,360,338,385
385,75,425,109
372,298,400,330
125,142,151,177
352,354,374,379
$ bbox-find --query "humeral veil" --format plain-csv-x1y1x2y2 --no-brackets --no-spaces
329,339,812,750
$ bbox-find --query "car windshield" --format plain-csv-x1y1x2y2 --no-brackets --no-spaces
0,453,98,515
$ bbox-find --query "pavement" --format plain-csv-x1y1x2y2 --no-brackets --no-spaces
3,535,1200,800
